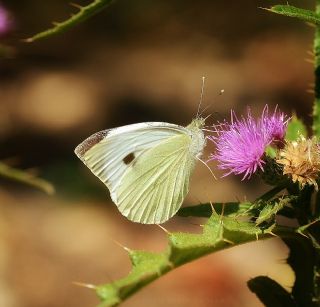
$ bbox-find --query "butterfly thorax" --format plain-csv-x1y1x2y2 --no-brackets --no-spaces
187,118,206,158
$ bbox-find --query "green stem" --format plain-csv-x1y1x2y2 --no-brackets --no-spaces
25,0,114,42
313,2,320,303
0,162,54,195
313,0,320,135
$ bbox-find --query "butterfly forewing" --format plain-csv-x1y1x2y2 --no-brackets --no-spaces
76,123,188,195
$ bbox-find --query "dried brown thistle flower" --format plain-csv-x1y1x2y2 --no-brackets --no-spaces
277,136,320,190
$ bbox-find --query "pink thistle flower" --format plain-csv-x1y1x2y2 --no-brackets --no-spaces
209,106,288,179
0,5,12,36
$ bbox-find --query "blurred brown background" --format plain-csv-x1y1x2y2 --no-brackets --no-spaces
0,0,314,306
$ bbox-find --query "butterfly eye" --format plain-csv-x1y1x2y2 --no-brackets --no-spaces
123,152,135,164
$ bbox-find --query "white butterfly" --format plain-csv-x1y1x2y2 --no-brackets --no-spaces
74,118,206,224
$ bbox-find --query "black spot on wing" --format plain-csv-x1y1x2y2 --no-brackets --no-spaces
123,152,135,164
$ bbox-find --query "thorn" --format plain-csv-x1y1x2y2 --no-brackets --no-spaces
209,201,215,214
304,58,314,64
266,231,278,238
223,238,234,245
305,22,316,28
296,229,309,238
217,203,226,225
298,219,320,234
258,7,271,13
221,203,226,218
187,221,203,227
72,281,96,289
23,38,33,43
70,2,83,9
157,224,170,234
307,50,314,57
306,89,315,94
112,239,131,252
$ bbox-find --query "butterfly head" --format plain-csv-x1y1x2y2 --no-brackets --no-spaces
188,117,206,130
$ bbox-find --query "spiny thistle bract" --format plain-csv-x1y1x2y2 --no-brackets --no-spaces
277,136,320,190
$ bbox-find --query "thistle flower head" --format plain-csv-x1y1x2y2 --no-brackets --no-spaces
209,105,287,179
277,136,320,190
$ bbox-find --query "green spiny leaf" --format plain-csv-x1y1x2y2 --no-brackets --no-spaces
96,250,171,305
25,0,114,42
266,5,320,26
256,197,291,225
94,212,296,306
285,114,307,141
178,185,285,218
177,201,251,218
247,276,296,307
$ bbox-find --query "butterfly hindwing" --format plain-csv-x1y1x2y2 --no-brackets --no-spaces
116,133,195,224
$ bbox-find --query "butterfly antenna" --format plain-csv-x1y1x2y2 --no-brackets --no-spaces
196,76,206,118
196,157,217,180
197,88,226,123
199,105,213,119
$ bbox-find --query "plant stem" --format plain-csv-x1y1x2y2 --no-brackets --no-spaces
313,3,320,304
0,162,54,195
25,0,114,42
313,0,320,135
